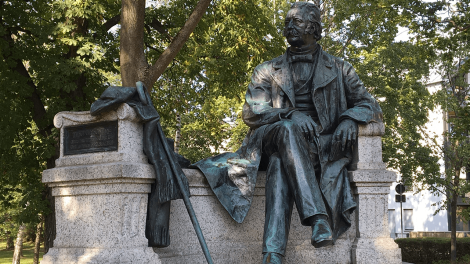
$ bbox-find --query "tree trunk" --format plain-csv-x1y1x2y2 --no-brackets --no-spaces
43,185,56,254
451,192,457,263
451,170,460,264
120,0,147,87
12,224,25,264
120,0,212,91
451,193,457,263
174,113,181,154
33,218,43,264
44,135,59,253
5,231,14,250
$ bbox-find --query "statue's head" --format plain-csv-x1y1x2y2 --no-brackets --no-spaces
283,2,322,48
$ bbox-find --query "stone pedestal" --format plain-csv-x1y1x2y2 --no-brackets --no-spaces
154,169,356,264
42,104,161,264
349,123,402,264
42,105,401,263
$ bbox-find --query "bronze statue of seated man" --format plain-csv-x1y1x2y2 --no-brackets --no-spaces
192,2,382,263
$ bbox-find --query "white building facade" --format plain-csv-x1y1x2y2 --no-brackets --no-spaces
387,80,450,238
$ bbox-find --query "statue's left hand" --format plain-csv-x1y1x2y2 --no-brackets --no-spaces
332,119,358,151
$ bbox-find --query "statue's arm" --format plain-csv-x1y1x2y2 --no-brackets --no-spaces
242,62,292,128
339,61,383,124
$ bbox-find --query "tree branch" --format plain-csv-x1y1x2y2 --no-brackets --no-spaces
146,0,212,89
417,125,444,152
103,14,121,32
336,30,354,57
148,18,173,42
2,32,49,137
447,19,470,32
8,26,36,38
108,12,174,41
145,40,163,54
432,18,470,32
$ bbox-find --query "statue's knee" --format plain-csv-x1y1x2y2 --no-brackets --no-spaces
276,120,302,138
276,120,295,131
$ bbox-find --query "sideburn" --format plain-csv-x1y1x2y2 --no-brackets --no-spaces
306,23,316,36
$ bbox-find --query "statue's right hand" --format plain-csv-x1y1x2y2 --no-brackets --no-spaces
290,111,318,142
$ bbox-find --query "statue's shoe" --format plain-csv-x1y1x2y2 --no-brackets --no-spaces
263,252,283,264
311,218,333,248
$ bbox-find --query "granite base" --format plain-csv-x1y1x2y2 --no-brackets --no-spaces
154,170,356,264
42,247,161,264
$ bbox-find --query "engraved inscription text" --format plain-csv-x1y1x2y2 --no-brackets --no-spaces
64,121,118,155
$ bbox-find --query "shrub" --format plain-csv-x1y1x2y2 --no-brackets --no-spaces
432,254,470,264
395,237,470,264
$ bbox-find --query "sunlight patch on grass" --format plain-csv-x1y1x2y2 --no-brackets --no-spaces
0,240,43,264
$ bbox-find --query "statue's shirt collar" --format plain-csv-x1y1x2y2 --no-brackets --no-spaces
271,45,337,105
288,44,318,63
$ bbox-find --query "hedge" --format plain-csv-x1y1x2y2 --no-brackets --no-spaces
395,237,470,264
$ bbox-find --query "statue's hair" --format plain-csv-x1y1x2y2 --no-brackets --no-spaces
290,2,322,41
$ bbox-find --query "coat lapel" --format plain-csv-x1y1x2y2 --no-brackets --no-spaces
272,53,295,107
271,48,337,107
312,49,337,92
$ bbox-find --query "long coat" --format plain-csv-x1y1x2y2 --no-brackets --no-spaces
193,46,383,239
90,85,190,247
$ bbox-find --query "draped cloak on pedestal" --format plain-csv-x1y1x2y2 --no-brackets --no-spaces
192,46,383,242
90,85,189,248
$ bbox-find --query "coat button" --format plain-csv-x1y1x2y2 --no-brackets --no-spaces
280,91,285,96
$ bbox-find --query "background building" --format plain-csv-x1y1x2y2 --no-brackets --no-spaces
387,78,460,238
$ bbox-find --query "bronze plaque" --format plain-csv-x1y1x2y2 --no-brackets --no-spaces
64,121,118,155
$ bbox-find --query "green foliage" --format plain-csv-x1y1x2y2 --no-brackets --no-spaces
145,0,290,161
314,1,470,235
433,254,470,264
146,0,449,169
357,42,441,185
0,0,120,229
400,0,470,227
396,237,470,264
0,194,22,246
0,0,293,234
314,0,445,188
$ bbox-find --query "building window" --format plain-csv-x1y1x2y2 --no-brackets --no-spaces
404,209,414,230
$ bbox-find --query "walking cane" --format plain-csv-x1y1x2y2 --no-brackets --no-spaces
137,82,214,264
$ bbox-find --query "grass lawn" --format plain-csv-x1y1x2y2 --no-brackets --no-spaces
0,240,43,264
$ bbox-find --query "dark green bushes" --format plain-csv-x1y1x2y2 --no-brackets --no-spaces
395,237,470,264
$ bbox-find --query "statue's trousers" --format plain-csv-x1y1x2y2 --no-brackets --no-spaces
262,120,327,255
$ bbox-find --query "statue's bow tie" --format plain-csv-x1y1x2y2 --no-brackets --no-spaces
289,54,314,62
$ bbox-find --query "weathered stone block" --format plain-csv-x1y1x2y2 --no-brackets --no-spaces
155,170,356,264
42,104,161,264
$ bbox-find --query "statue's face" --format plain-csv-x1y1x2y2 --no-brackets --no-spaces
284,7,315,47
